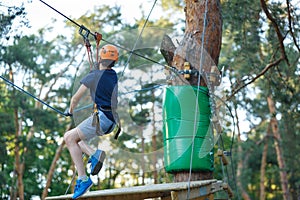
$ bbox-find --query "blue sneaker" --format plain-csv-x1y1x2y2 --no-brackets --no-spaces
88,150,106,175
72,177,93,199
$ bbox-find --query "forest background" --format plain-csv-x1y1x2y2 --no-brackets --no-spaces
0,0,299,199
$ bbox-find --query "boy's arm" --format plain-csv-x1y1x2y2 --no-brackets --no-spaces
69,84,88,114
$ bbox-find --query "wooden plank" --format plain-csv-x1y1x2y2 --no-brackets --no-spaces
172,181,223,200
46,180,221,200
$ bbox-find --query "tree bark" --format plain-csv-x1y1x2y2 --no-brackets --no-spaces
267,96,290,200
160,0,222,182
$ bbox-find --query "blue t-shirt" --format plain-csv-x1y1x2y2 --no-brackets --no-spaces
80,69,118,122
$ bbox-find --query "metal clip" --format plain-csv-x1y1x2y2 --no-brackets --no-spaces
184,62,190,79
79,25,91,39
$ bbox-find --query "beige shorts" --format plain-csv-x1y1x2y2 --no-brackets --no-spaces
78,110,115,140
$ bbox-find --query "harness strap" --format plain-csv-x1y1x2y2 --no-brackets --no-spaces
84,38,94,70
105,107,121,140
92,106,121,139
92,108,101,135
95,32,102,63
112,110,121,140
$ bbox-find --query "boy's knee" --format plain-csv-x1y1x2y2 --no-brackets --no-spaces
64,130,74,145
64,128,82,146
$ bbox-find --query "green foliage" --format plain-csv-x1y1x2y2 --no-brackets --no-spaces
0,0,299,199
0,3,28,40
221,0,300,199
160,0,184,15
0,112,15,133
0,14,74,199
222,0,263,76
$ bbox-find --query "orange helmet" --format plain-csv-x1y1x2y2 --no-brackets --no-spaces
99,44,118,61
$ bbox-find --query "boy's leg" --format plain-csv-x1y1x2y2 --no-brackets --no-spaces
79,140,106,176
64,127,86,177
88,149,106,175
78,141,95,157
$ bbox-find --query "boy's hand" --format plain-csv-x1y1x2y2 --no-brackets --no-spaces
64,108,73,117
64,111,73,117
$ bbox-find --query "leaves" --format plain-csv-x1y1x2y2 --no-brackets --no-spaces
0,0,299,199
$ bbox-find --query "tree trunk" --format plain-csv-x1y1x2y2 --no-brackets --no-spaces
141,126,145,185
12,109,25,200
151,91,158,184
267,96,290,200
41,141,65,199
42,138,68,199
260,130,269,200
260,124,272,200
234,101,251,200
172,0,222,182
9,67,25,200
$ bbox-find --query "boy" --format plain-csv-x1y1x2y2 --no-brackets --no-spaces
64,44,119,199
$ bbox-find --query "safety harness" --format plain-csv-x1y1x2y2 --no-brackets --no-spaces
79,26,121,140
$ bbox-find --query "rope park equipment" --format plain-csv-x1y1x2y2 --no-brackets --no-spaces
1,0,236,198
0,0,163,116
0,75,68,116
37,2,232,198
38,0,215,81
158,0,229,198
0,0,208,116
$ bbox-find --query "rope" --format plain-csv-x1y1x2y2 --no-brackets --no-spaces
38,0,169,70
120,0,158,78
38,0,197,91
36,2,236,198
186,0,209,198
209,95,240,199
39,0,82,28
218,136,228,193
73,84,165,113
0,75,67,116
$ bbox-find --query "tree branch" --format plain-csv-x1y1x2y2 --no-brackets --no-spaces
42,47,85,102
286,0,300,52
260,0,289,65
227,56,284,100
226,1,293,101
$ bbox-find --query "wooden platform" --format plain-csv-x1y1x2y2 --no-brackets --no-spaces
46,179,225,200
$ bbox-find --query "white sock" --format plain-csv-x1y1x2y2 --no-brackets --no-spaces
78,175,88,181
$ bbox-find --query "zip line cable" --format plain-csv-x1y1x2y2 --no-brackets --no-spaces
38,0,167,70
73,83,166,113
0,0,168,117
73,83,212,114
0,75,67,116
38,0,195,87
120,0,158,78
39,0,82,29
